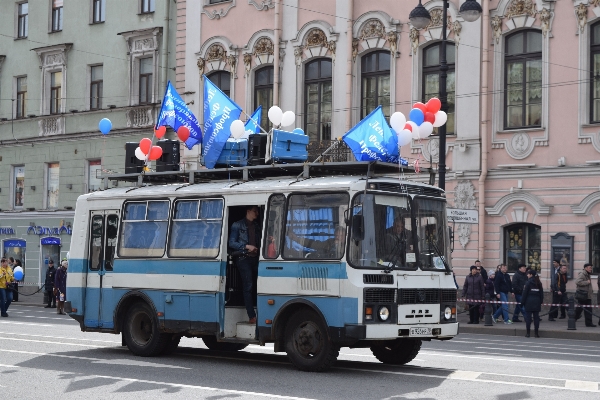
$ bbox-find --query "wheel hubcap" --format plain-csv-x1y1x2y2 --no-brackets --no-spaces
293,321,322,358
130,311,153,346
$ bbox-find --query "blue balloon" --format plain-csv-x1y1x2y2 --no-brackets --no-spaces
98,118,112,135
409,108,425,126
14,270,23,281
293,128,305,135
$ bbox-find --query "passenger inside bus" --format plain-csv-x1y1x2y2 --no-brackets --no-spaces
286,226,346,259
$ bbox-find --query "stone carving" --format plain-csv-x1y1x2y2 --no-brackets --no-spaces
352,38,359,61
227,54,237,76
326,40,336,63
243,53,252,76
505,0,537,19
294,46,303,67
426,8,451,30
279,47,286,63
491,16,503,44
197,57,205,74
126,107,154,128
592,0,600,7
206,44,227,62
453,180,477,249
409,28,419,55
38,116,64,136
203,0,236,20
253,37,274,56
359,19,385,40
511,132,530,155
248,0,274,11
306,29,327,47
45,53,64,66
451,20,462,44
386,31,398,55
134,38,154,51
575,3,588,33
539,8,551,37
456,224,472,249
427,137,440,163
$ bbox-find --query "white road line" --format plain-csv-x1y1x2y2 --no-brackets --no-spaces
419,351,600,369
459,334,600,346
451,339,600,352
473,346,600,358
20,316,73,321
565,380,599,391
0,331,120,344
0,321,52,327
2,338,109,348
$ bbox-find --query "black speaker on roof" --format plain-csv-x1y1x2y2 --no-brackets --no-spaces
156,139,180,172
125,142,145,174
247,134,268,166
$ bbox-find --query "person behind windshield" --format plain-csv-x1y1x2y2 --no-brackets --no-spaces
382,217,413,266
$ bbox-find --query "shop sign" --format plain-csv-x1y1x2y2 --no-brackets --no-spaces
0,227,16,235
3,239,26,247
41,237,61,245
27,226,72,235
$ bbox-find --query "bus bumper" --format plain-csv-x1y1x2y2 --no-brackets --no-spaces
365,322,459,340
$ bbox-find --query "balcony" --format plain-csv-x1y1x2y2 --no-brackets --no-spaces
126,106,155,128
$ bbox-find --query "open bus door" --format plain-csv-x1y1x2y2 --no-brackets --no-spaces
85,210,119,328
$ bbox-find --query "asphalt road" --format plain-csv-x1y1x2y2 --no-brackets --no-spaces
1,303,599,399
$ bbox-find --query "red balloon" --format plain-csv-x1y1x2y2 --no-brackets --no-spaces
148,146,163,161
177,126,190,142
424,112,435,124
426,98,442,114
404,123,413,132
155,126,166,139
139,138,152,155
413,102,428,113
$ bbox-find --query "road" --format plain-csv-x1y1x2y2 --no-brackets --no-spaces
1,303,599,399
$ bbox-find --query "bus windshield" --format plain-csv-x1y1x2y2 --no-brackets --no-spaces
348,193,450,271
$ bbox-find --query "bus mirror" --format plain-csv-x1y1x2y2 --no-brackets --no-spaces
448,227,454,253
351,215,364,241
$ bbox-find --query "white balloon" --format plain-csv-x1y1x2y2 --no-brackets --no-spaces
230,119,245,138
433,110,448,127
13,266,23,275
281,111,296,127
268,106,283,126
419,121,434,138
397,129,413,146
135,147,146,161
390,112,407,133
407,121,420,139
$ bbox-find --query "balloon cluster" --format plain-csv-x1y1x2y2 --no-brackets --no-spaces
267,106,297,130
389,98,448,147
135,137,163,162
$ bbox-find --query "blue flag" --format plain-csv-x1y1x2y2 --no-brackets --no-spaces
202,76,243,169
156,81,203,150
342,106,398,163
244,105,262,135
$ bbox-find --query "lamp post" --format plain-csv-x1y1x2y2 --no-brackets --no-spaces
409,0,482,191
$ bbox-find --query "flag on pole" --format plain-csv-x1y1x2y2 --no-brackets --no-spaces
342,105,398,162
156,81,203,150
244,105,262,136
202,75,243,169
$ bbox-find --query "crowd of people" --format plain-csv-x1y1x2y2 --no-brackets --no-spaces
461,259,600,337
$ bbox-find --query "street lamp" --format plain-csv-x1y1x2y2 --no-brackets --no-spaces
409,0,482,191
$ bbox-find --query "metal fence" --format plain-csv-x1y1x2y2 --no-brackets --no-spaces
307,140,355,163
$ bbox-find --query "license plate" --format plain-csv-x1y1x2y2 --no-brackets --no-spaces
409,327,431,337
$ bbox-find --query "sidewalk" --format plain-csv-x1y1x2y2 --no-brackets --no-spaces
11,286,46,308
457,307,600,341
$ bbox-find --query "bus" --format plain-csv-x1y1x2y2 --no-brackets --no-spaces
65,162,458,372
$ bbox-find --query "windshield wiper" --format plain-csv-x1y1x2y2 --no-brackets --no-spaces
427,239,451,274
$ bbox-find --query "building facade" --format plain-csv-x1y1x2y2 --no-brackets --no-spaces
0,0,177,288
180,0,600,289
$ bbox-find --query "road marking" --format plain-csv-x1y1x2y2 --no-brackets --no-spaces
2,338,109,348
21,316,73,321
0,331,120,344
474,346,600,358
419,351,600,369
0,321,52,327
458,333,600,345
565,380,599,391
448,370,481,380
451,338,600,351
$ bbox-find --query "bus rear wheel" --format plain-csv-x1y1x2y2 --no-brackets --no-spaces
285,310,338,372
202,336,248,352
123,302,169,357
370,338,422,365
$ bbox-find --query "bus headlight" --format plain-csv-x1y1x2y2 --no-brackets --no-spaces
444,306,452,320
378,306,390,321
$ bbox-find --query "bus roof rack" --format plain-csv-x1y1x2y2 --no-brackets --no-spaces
100,161,433,187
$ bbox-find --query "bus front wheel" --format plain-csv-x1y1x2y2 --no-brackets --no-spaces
285,310,339,372
371,338,422,365
123,302,169,357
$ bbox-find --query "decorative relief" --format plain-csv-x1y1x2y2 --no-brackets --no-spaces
197,57,205,74
206,44,227,62
38,116,64,137
126,107,154,128
505,0,537,19
359,19,386,40
44,53,65,66
352,38,359,61
326,40,336,63
592,0,600,7
426,8,451,30
202,0,236,20
243,53,252,76
227,55,238,77
453,180,477,250
294,46,304,67
427,137,440,163
248,0,274,11
134,38,155,51
409,28,419,55
451,20,462,44
539,8,551,37
253,37,274,56
386,31,398,55
575,3,588,33
306,29,327,47
491,16,503,44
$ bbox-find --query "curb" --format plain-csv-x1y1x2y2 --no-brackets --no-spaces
459,324,600,341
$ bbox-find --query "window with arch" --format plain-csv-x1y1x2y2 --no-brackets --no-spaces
591,23,600,123
590,224,600,274
254,66,274,131
207,71,231,97
504,223,541,273
305,58,332,142
361,51,390,118
505,30,542,129
423,42,455,135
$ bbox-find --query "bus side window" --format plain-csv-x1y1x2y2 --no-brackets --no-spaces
90,215,103,271
169,198,224,258
105,214,119,271
263,194,285,259
119,201,169,257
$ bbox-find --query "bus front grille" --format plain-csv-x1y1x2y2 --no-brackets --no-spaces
399,289,440,304
365,288,396,303
441,289,458,303
363,274,394,284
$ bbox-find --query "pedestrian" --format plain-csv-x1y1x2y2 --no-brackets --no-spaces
521,269,544,338
0,258,15,317
548,259,561,320
492,264,513,324
474,260,488,283
485,270,498,314
511,264,527,322
54,260,68,315
575,263,596,327
551,264,568,320
8,257,18,302
44,260,57,308
462,265,485,324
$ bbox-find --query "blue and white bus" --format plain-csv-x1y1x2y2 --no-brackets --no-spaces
66,162,458,372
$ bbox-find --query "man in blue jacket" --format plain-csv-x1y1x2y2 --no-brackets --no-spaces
492,264,513,324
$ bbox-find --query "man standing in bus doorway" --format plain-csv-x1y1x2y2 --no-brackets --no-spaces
229,206,261,324
54,260,68,315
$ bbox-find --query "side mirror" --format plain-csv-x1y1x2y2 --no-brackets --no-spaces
448,226,455,253
351,215,364,241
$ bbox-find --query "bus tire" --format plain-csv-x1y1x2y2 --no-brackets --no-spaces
161,334,182,355
123,302,169,357
284,310,338,372
202,336,248,352
370,338,422,365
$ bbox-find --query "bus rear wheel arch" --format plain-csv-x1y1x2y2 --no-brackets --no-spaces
370,338,422,365
123,302,170,357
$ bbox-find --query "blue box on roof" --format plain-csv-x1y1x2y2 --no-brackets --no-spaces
215,138,248,167
268,129,309,163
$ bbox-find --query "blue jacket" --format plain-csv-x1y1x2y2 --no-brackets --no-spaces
228,218,261,253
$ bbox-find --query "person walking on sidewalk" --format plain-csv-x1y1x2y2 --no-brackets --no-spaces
511,264,527,322
493,264,513,324
44,260,57,308
521,269,544,338
54,260,68,315
462,266,485,324
575,263,596,327
0,258,15,317
551,264,568,320
548,259,561,320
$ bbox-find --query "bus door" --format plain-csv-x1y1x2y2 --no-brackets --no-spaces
85,210,119,328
